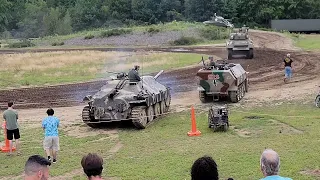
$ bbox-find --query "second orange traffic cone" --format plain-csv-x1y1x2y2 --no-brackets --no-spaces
187,106,201,137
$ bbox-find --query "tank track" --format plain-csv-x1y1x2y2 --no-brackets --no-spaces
229,82,246,103
199,91,209,103
131,91,171,129
131,106,148,129
82,106,99,128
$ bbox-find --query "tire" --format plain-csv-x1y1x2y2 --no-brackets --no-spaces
315,95,320,108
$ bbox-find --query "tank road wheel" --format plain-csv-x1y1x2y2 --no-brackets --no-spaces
228,49,233,60
208,109,214,128
229,91,239,103
146,106,154,122
160,101,166,115
164,91,171,112
154,103,161,118
82,106,99,128
131,107,148,129
315,95,320,108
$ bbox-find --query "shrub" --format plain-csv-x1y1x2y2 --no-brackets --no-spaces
99,28,132,38
199,27,229,40
146,26,161,34
8,40,35,48
170,36,201,45
84,34,95,39
51,41,65,46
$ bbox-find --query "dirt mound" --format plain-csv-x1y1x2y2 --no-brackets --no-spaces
250,30,301,51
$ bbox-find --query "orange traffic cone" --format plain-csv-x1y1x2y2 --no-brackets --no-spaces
187,106,201,136
1,121,16,153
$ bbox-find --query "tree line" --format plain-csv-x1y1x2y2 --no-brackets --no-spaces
1,0,320,38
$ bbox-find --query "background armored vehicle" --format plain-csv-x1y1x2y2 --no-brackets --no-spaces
196,61,248,103
315,86,320,108
203,13,234,28
226,27,253,59
208,106,229,132
82,70,171,129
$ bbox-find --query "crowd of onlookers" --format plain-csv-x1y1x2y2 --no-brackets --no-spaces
2,102,293,180
22,148,292,180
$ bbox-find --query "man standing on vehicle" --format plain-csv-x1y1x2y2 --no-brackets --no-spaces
3,102,21,156
283,53,293,83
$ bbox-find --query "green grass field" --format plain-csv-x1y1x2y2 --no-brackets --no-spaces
0,51,203,89
0,103,319,180
294,34,320,50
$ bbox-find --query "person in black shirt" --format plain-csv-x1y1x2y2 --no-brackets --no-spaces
283,54,293,82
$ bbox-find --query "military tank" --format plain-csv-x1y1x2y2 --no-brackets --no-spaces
203,13,234,28
82,70,171,129
196,60,249,103
226,26,254,59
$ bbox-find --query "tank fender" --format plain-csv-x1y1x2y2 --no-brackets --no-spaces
197,86,205,91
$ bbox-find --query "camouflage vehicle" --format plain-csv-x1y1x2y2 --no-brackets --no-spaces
226,26,254,59
208,106,229,132
82,70,171,129
196,60,249,103
203,13,234,28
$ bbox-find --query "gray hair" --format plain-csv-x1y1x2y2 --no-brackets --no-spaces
260,149,280,176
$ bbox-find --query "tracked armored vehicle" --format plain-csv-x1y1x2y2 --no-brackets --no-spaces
203,13,234,28
82,70,171,129
226,27,253,59
196,60,249,103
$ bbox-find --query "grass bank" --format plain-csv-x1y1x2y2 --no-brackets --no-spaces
293,34,320,50
0,51,203,89
107,103,320,180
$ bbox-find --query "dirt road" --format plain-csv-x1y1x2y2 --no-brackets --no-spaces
0,30,319,110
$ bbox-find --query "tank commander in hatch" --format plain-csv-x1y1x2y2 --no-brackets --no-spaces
207,56,216,68
128,65,141,82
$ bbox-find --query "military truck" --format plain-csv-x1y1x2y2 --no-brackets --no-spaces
196,60,249,103
82,70,171,129
226,27,253,59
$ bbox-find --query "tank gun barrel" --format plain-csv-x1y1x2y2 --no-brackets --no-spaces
154,70,164,80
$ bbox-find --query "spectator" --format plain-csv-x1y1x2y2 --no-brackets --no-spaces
260,149,292,180
81,153,104,180
191,156,219,180
42,108,60,163
24,155,51,180
2,102,20,156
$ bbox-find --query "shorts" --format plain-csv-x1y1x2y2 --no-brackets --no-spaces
43,136,60,151
285,66,292,78
6,129,20,140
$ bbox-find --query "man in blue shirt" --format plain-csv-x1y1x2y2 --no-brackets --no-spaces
42,108,60,164
260,149,292,180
